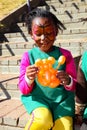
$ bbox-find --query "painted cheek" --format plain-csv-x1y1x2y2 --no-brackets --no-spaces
32,34,36,40
32,33,39,41
49,32,56,41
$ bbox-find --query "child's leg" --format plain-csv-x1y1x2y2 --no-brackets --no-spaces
52,116,73,130
24,107,53,130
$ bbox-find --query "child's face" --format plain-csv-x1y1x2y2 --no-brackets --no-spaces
31,17,58,52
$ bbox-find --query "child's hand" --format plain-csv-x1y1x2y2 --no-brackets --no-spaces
56,71,71,86
26,65,38,81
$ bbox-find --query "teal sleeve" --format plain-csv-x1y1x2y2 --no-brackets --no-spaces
81,51,87,80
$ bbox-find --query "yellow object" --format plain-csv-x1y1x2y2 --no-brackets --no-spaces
56,55,66,69
24,108,72,130
24,107,53,130
52,116,73,130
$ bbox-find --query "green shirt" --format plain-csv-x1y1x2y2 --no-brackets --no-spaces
21,46,75,121
81,51,87,118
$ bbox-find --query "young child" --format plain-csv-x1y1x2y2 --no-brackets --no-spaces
75,51,87,130
19,8,77,130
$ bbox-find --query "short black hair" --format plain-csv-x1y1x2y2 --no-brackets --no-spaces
25,8,66,33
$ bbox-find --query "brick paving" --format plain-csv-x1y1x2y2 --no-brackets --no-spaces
0,99,29,130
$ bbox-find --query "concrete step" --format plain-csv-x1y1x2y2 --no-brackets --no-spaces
0,55,21,65
0,65,19,74
2,1,87,43
3,14,87,42
54,12,87,22
57,33,87,41
0,42,34,56
0,56,21,74
0,40,87,57
49,4,87,14
46,0,87,7
3,30,87,43
0,41,86,73
40,4,87,23
0,99,28,130
32,6,87,23
4,29,87,39
54,40,87,58
64,21,87,30
4,32,32,43
17,21,87,33
0,74,20,99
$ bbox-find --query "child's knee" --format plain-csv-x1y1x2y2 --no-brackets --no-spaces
52,116,73,130
25,107,53,130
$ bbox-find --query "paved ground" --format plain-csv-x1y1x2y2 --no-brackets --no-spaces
0,99,29,130
0,98,80,130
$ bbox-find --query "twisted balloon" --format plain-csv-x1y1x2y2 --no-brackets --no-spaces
35,55,66,88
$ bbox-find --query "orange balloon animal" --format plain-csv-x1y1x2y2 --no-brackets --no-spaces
35,56,66,88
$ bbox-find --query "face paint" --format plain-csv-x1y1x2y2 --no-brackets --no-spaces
31,17,57,52
32,19,56,41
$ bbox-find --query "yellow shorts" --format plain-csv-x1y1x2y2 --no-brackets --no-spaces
24,107,73,130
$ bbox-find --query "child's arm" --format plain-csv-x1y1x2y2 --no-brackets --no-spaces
75,53,87,125
76,62,87,103
60,48,77,91
75,52,87,103
18,52,34,95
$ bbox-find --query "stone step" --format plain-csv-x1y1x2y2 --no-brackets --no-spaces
4,17,87,41
0,42,34,56
54,40,87,58
57,33,87,41
0,55,21,65
53,12,87,22
64,21,87,29
0,55,21,74
0,99,28,130
3,31,87,43
5,27,87,39
49,4,87,14
0,65,19,74
2,2,87,43
0,74,20,99
0,41,85,66
0,40,87,57
46,0,87,7
42,2,87,16
31,9,87,23
4,32,30,41
17,21,87,34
